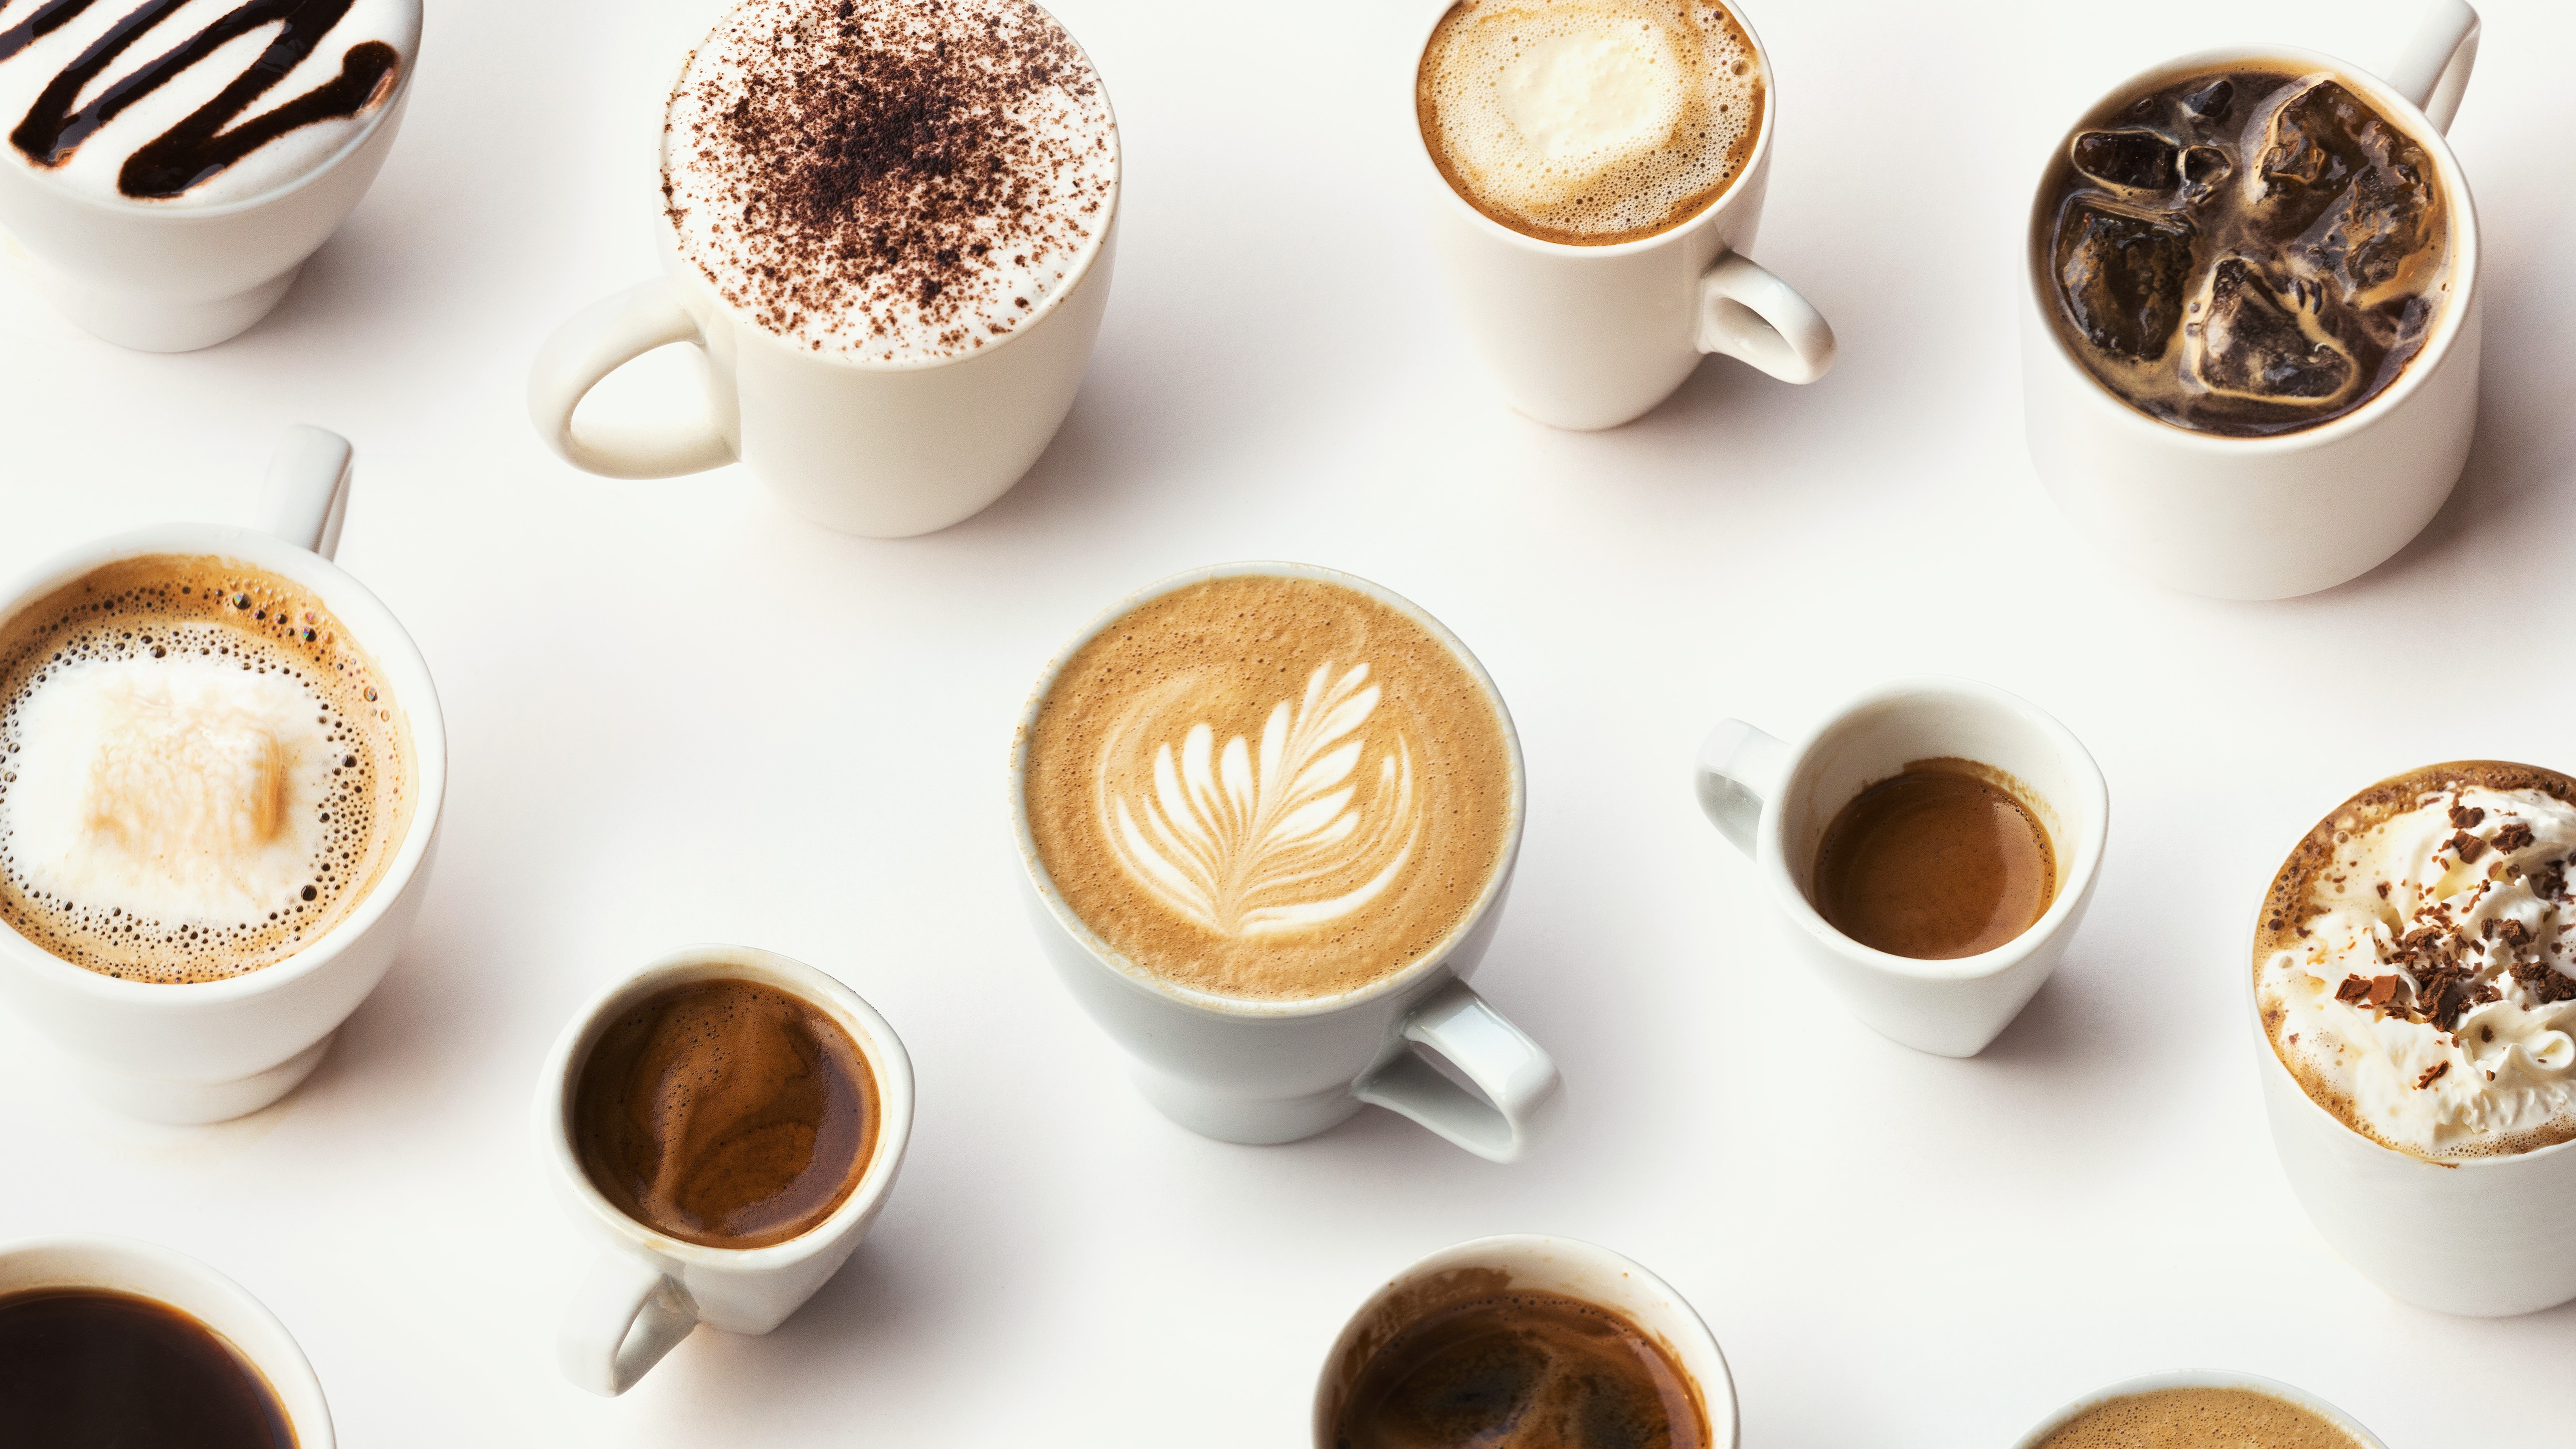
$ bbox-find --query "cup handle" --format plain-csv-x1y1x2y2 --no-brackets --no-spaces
1696,719,1789,857
559,1250,699,1397
1354,979,1561,1164
527,279,737,479
255,425,353,561
2385,0,2479,134
1696,253,1836,385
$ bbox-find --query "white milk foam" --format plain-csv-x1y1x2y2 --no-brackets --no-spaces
1420,0,1762,242
0,0,417,206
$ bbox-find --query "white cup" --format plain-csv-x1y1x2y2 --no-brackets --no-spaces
1694,678,2110,1058
534,944,916,1396
2010,1370,2385,1449
0,7,420,353
1008,563,1562,1161
0,427,447,1123
1409,0,1836,431
525,20,1120,539
0,1234,335,1446
2018,2,2484,600
1312,1234,1739,1449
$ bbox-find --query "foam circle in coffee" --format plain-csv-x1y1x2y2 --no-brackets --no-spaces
1813,759,2058,960
2034,1386,2366,1449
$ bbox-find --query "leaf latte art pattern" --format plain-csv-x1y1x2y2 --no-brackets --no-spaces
1101,662,1422,938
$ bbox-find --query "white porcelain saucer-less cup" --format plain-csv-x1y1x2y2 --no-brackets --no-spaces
2010,1371,2387,1449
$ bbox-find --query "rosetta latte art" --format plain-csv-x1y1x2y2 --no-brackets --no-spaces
1101,662,1422,938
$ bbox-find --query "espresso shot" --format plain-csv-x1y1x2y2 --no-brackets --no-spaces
0,1288,295,1449
1329,1288,1709,1449
1813,759,2057,960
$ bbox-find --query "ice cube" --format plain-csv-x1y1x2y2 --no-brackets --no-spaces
2185,258,2358,406
2182,78,2236,124
2179,145,2232,205
2071,128,2179,192
2256,80,2439,301
2054,200,2193,359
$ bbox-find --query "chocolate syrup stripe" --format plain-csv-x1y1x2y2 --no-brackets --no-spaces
4,0,397,199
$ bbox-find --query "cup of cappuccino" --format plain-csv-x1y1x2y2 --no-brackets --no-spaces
1694,678,2109,1057
527,0,1118,539
2251,761,2576,1316
2011,1371,2384,1449
1010,564,1562,1160
0,0,420,351
1411,0,1836,430
2020,1,2483,599
0,427,446,1124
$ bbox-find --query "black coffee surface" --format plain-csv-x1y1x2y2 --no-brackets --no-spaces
0,1288,295,1449
2039,63,2449,436
1333,1290,1707,1449
1814,760,2057,960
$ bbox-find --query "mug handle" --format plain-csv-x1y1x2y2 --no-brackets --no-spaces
1696,253,1836,385
2385,0,2479,134
527,279,737,479
1695,719,1790,857
1354,979,1561,1164
255,425,353,560
560,1249,699,1397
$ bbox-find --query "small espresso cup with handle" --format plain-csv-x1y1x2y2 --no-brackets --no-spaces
2019,1,2483,600
535,944,915,1397
1411,0,1834,430
1695,678,2108,1057
1009,563,1561,1162
2011,1370,2386,1449
0,426,447,1123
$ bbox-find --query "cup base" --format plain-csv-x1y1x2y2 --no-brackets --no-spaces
1,233,299,352
1129,1067,1367,1146
63,1032,334,1124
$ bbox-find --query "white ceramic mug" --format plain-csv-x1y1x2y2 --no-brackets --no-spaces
2011,1370,2385,1448
1008,563,1562,1162
1312,1234,1738,1448
525,24,1120,539
2019,1,2484,600
0,1235,334,1444
0,6,420,353
1695,678,2109,1057
0,427,447,1123
535,944,916,1396
1410,0,1835,431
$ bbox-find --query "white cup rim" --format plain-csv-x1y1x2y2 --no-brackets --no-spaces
0,522,449,1009
1006,561,1528,1020
2010,1369,2386,1448
2021,43,2483,456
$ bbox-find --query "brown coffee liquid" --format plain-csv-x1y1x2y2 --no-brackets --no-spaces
2035,1386,2365,1449
1814,760,2056,960
0,1288,295,1448
1332,1290,1707,1449
574,978,878,1249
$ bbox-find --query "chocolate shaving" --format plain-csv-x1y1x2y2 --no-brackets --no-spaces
2494,821,2535,852
2449,804,2486,830
2416,1061,2450,1089
2446,830,2486,862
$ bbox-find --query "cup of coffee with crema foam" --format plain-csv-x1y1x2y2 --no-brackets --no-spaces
0,1234,335,1448
2012,1371,2384,1449
2252,760,2576,1316
0,0,420,350
2020,1,2484,599
1010,564,1562,1160
1314,1235,1737,1449
528,0,1118,538
1694,678,2108,1057
535,944,914,1395
1411,0,1835,430
0,426,446,1124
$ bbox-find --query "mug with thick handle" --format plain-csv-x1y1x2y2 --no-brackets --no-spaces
1695,678,2108,1057
1009,563,1562,1162
2019,1,2483,600
2011,1371,2386,1449
535,945,915,1397
1410,0,1835,431
0,427,448,1123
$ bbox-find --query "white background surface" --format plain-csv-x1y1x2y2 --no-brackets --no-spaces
1,0,2570,1442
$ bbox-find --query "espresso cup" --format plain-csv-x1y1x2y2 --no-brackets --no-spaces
1313,1234,1738,1449
0,427,447,1123
0,1234,334,1446
2011,1371,2386,1449
2019,1,2484,600
535,944,915,1396
1411,0,1835,430
1695,678,2109,1057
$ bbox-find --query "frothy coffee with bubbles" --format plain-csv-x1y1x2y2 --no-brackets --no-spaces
0,556,414,983
1022,575,1514,1002
1416,0,1765,246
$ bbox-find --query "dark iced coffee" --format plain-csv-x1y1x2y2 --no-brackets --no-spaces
2038,65,2452,437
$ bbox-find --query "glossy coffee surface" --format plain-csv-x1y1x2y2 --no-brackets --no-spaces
575,977,878,1249
0,1288,295,1449
2035,1386,2365,1448
1814,759,2056,959
1332,1288,1707,1449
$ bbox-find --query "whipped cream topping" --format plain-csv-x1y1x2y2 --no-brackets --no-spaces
2260,784,2576,1158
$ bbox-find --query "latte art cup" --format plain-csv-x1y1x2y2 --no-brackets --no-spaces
2010,1371,2385,1449
1694,678,2109,1057
1009,564,1562,1162
2018,1,2484,600
0,427,446,1124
